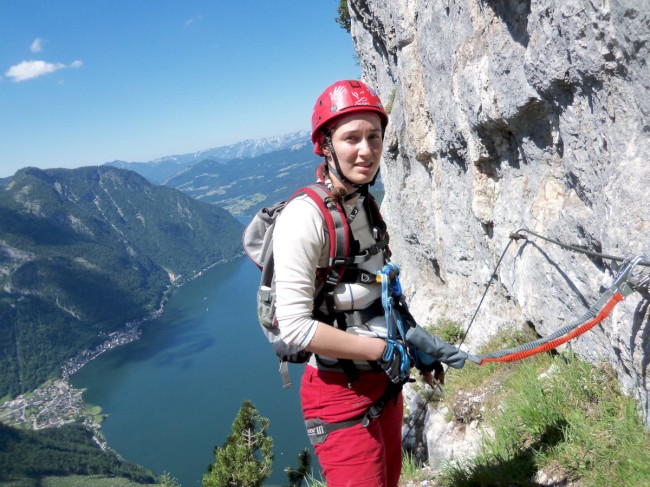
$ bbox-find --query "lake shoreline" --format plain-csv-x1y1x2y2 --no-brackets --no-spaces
61,256,310,486
0,255,243,448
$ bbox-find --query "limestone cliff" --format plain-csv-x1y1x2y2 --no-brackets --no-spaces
348,0,649,429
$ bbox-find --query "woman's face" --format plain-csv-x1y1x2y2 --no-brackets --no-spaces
325,112,383,192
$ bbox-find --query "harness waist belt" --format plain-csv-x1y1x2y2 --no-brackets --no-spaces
304,417,365,445
304,381,405,445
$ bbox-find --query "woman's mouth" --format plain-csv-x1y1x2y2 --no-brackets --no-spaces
356,160,374,169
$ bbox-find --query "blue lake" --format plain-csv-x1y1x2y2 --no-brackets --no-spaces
71,257,315,487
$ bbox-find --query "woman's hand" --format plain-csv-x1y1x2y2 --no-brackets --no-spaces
421,367,445,390
378,339,411,384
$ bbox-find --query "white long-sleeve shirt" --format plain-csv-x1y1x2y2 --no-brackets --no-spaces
273,192,388,370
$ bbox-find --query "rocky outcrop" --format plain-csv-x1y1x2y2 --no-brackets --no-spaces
348,0,650,438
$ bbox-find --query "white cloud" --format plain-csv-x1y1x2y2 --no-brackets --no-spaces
184,14,203,28
4,59,83,82
30,38,43,53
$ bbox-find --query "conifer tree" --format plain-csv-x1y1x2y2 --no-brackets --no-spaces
336,0,351,32
159,472,182,486
284,447,311,487
203,400,274,487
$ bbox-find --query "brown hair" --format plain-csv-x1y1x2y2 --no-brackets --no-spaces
317,162,348,200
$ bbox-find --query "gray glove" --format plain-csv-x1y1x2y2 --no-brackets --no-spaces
405,325,481,369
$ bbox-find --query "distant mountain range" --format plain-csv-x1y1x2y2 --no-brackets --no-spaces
162,142,323,216
0,166,243,398
107,130,311,185
106,130,383,217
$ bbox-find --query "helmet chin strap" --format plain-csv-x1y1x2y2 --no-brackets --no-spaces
324,133,360,189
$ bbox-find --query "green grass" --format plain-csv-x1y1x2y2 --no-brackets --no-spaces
399,449,437,484
424,317,467,345
391,325,650,486
82,403,106,425
0,476,152,487
438,327,544,422
265,327,650,487
440,350,650,486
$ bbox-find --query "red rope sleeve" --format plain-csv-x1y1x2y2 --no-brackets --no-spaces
479,292,624,364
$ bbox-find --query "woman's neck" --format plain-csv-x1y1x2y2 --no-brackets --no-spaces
328,172,357,197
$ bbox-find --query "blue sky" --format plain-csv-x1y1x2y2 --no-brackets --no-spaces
0,1,359,177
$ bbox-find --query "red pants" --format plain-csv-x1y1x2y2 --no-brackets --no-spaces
301,366,403,487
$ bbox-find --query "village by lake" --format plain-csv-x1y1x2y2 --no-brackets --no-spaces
0,325,141,439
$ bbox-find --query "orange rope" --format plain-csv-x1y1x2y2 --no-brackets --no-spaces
479,292,624,364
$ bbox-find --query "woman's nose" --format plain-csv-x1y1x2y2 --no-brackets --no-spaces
358,137,372,155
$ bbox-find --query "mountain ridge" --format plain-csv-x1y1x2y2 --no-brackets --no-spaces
0,165,243,399
107,130,310,184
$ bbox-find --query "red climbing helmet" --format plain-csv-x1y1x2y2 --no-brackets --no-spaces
311,80,388,156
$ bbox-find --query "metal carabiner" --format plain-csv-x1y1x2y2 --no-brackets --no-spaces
611,255,650,297
627,256,650,293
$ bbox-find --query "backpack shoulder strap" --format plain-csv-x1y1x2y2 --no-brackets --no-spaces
288,184,352,325
289,183,351,273
293,184,361,385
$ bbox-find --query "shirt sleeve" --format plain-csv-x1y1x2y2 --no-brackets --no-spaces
273,196,327,350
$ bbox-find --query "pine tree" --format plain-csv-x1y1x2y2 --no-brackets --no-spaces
203,400,274,487
159,472,182,486
284,448,311,487
336,0,351,33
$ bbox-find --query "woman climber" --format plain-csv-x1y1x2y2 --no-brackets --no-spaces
272,80,472,486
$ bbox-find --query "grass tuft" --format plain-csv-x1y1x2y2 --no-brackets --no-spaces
439,350,650,486
424,317,466,345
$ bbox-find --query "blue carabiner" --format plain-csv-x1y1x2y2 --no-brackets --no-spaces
378,263,407,342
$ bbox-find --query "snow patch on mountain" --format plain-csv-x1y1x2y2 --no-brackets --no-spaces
152,130,310,165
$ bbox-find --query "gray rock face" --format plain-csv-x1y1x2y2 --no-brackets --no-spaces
348,0,650,431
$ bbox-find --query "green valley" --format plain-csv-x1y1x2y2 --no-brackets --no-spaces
0,166,243,399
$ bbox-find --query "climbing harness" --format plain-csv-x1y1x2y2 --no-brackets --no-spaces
304,381,404,445
305,264,413,446
243,182,388,388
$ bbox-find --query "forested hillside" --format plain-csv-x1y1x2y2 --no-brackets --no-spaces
0,423,157,484
164,143,320,216
0,166,243,399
